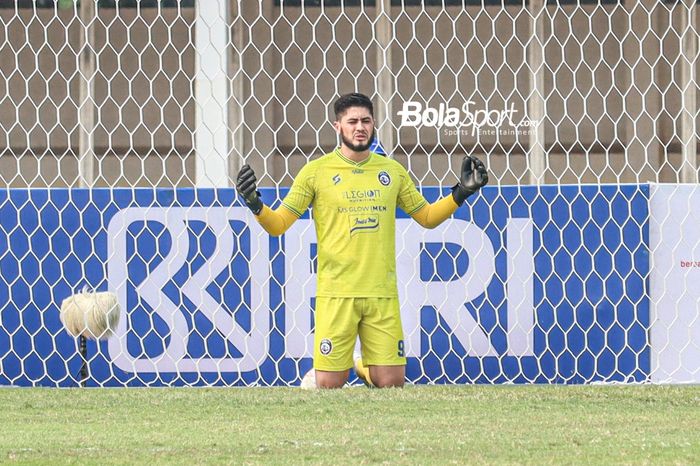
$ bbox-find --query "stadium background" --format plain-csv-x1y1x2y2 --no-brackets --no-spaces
2,1,697,187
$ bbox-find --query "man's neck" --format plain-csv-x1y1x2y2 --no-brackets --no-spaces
339,145,371,163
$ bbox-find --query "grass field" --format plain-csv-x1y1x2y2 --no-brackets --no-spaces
0,385,698,465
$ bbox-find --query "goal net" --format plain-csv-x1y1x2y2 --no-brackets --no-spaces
1,0,698,386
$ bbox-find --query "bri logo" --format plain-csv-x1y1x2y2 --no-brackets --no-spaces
106,207,270,374
283,216,536,361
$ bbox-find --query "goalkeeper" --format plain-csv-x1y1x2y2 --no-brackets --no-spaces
236,93,488,388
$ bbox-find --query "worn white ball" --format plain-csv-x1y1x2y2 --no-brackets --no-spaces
60,290,121,340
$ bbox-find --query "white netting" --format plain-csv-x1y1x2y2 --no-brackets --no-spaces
0,0,698,386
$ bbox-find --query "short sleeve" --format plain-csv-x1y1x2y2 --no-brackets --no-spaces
396,163,427,215
281,162,316,217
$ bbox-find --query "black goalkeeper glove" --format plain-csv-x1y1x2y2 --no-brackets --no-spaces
452,155,488,205
236,164,264,215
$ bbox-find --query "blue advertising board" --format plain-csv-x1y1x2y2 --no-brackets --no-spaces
0,185,649,386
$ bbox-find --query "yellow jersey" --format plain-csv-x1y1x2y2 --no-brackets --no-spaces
282,149,427,297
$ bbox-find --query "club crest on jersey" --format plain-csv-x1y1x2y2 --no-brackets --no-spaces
378,171,391,186
332,174,341,185
320,338,333,355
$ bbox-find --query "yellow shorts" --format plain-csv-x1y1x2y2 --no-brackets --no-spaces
313,296,406,371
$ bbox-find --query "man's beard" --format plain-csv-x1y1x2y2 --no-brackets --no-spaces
341,128,375,153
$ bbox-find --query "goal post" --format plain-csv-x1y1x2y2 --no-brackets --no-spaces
0,0,699,387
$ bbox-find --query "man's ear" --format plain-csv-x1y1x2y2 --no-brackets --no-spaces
332,120,341,133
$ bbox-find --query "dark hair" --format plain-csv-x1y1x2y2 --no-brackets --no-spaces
333,93,374,120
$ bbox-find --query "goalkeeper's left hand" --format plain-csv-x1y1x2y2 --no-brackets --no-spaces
452,155,488,205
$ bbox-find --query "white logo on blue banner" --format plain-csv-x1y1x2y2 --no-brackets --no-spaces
107,207,269,373
283,217,535,359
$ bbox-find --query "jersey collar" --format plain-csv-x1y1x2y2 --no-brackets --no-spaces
334,148,372,167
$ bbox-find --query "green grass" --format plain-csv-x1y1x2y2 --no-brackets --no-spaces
0,385,698,465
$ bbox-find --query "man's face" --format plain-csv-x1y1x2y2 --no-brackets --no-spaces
333,106,375,153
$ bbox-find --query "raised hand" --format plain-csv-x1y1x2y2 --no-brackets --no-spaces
236,164,264,215
452,155,488,205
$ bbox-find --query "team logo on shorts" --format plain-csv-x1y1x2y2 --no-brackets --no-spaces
320,338,333,355
378,171,391,186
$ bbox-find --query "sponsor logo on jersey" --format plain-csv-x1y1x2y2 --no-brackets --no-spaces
320,338,333,355
349,215,379,235
338,205,387,213
333,174,341,185
342,189,382,201
378,171,391,186
352,169,364,174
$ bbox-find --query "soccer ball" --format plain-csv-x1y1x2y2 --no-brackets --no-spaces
60,289,121,340
299,369,316,390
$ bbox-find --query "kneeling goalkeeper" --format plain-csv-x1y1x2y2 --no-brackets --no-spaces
236,93,488,388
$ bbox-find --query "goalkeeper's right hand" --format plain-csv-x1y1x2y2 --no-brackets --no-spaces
236,164,264,215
